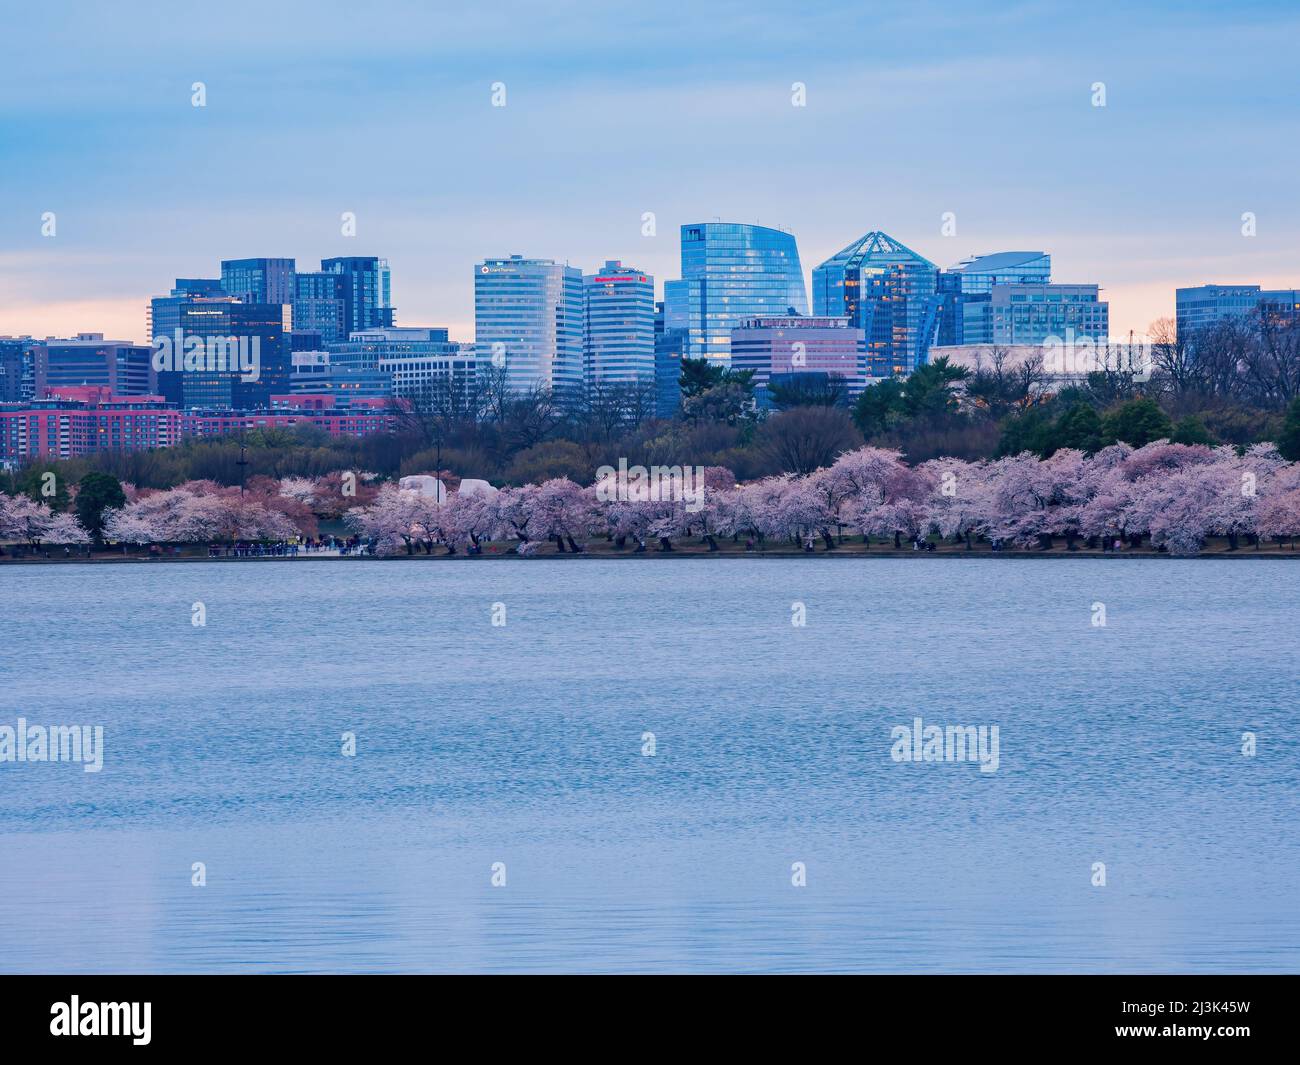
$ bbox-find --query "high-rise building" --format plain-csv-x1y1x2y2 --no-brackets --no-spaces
34,334,155,397
945,251,1051,294
730,316,867,406
654,302,685,419
812,231,941,377
220,258,296,305
663,223,808,366
0,337,36,403
959,284,1108,346
583,261,655,389
321,257,394,335
148,290,291,409
475,256,584,394
1175,284,1300,337
294,271,348,346
937,251,1051,345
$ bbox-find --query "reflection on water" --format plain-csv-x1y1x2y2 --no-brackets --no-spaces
1,559,1297,972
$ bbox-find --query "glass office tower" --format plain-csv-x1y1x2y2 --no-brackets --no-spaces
583,261,655,388
813,231,940,377
475,256,584,395
329,327,477,402
936,251,1053,345
220,258,297,306
294,272,349,346
1175,284,1300,337
0,337,36,402
663,223,808,366
148,291,291,409
320,257,395,336
945,251,1051,294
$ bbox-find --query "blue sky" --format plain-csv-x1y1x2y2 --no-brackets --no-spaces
2,0,1298,343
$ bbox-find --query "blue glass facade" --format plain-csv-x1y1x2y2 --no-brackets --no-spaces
812,231,940,377
654,301,686,418
35,336,154,396
321,257,394,336
220,258,296,305
0,337,36,402
294,271,348,346
148,292,291,409
946,251,1051,295
962,284,1108,345
1175,284,1300,337
172,278,226,298
664,223,808,366
937,251,1052,345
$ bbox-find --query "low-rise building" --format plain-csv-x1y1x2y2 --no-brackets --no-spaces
0,388,395,463
730,315,867,405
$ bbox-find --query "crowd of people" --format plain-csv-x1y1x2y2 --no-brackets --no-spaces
204,536,373,558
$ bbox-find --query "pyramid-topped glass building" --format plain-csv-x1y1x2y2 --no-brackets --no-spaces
812,231,941,378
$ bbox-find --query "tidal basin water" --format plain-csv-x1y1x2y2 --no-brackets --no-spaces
1,558,1297,973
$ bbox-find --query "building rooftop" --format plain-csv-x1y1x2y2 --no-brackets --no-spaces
947,251,1047,273
818,231,935,270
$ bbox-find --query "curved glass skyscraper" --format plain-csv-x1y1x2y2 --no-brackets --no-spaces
663,223,808,365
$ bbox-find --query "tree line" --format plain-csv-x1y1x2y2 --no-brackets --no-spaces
8,439,1297,560
4,312,1299,508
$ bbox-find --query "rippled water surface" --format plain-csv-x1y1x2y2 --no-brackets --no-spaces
1,558,1297,972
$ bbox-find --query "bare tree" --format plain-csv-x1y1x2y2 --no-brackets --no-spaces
1243,312,1300,407
963,345,1046,419
1148,316,1197,397
756,407,862,475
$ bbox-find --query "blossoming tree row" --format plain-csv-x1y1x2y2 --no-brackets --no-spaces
345,441,1300,557
5,441,1299,557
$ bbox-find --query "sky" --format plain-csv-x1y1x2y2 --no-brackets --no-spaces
2,0,1298,345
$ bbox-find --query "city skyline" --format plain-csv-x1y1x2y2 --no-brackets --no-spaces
3,1,1300,344
2,216,1296,349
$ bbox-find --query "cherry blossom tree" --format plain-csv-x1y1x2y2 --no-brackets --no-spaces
345,484,422,554
527,478,596,553
66,444,1300,561
919,458,990,548
486,484,540,554
1256,462,1300,548
0,493,56,546
0,494,90,547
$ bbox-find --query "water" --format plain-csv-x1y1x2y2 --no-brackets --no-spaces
1,558,1296,973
